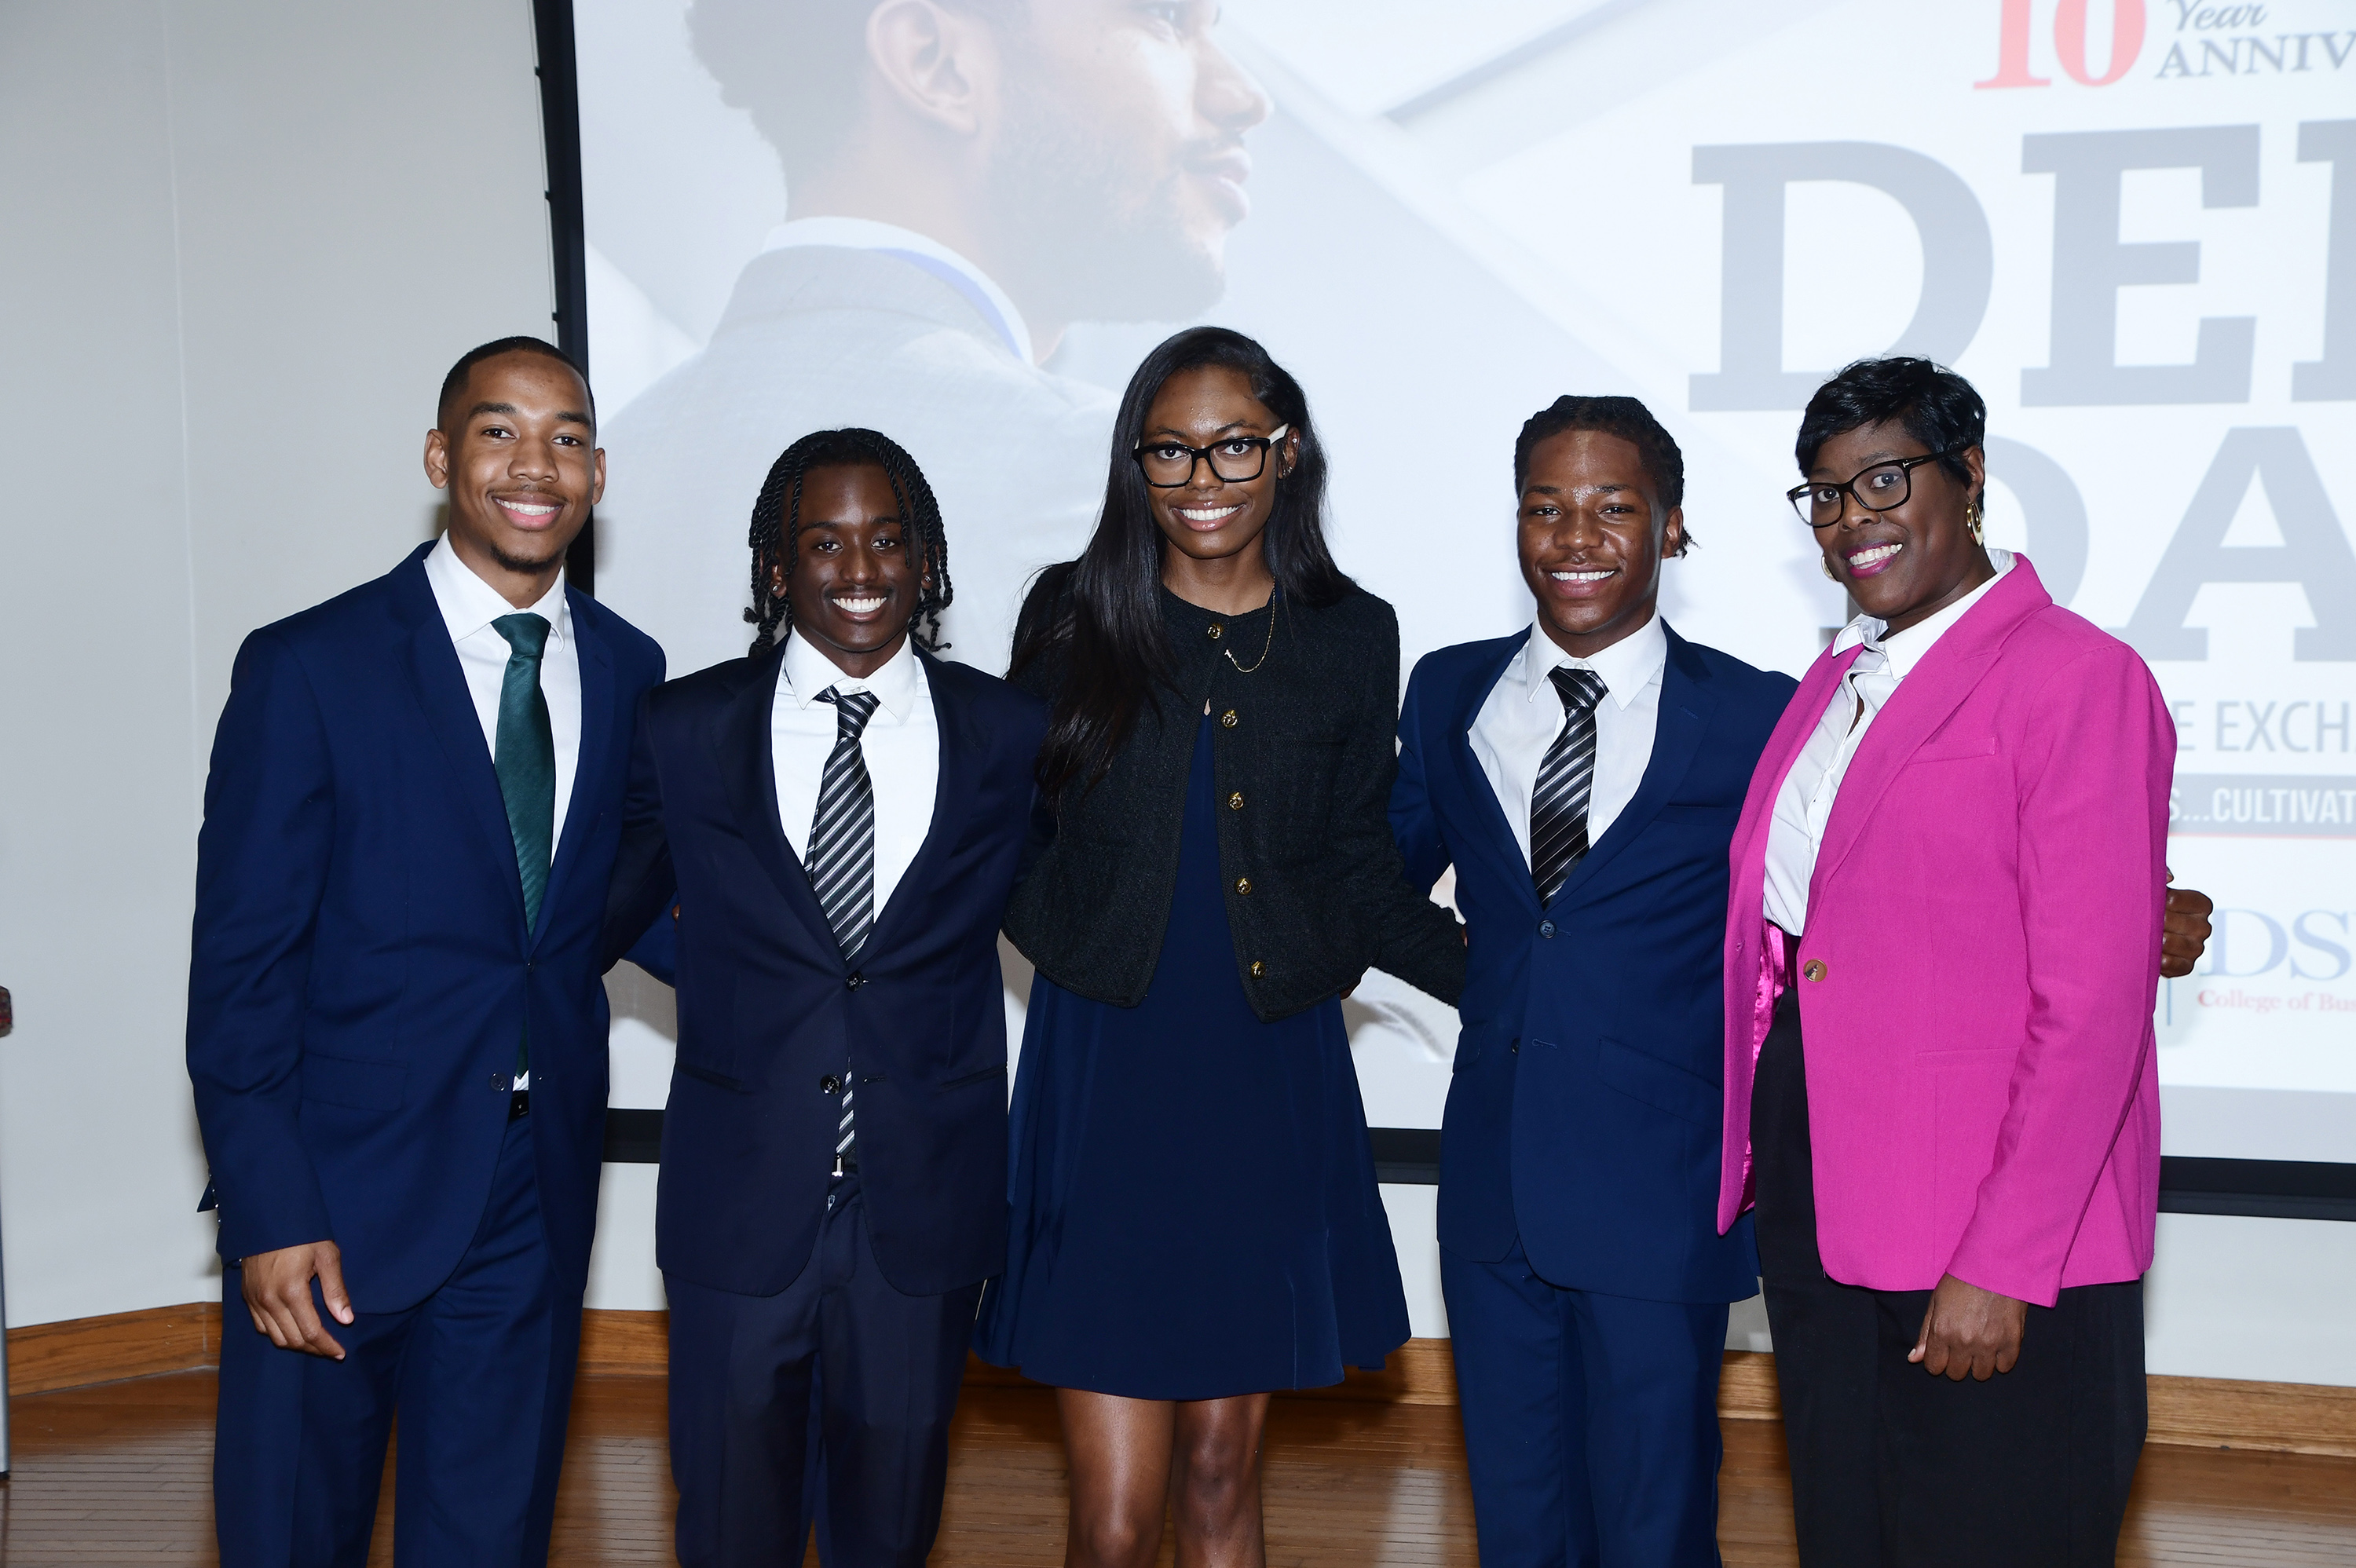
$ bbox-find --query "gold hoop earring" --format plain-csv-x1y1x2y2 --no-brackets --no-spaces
1966,496,1985,545
1821,556,1841,582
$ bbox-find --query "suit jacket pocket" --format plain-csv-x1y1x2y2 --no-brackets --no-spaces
936,1062,1007,1092
302,1052,407,1112
1652,802,1740,824
1597,1037,1718,1126
675,1058,751,1095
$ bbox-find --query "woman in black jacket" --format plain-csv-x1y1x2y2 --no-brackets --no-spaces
975,327,1464,1568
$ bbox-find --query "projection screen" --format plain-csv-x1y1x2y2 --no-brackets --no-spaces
570,0,2356,1182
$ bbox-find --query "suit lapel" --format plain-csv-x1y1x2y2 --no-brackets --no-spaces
393,554,527,930
534,594,615,952
1447,634,1543,913
713,643,842,957
865,651,978,955
1555,626,1718,907
1809,560,2054,894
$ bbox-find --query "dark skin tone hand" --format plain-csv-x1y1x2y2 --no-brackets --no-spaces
239,352,607,1358
1809,422,2215,1377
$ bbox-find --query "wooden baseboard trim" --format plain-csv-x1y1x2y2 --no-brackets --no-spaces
16,1307,2355,1457
5,1303,224,1396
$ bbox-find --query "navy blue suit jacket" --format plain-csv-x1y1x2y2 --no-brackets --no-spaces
603,642,1048,1299
1392,624,1796,1304
187,543,666,1310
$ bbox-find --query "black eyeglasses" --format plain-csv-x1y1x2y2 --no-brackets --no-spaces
1134,425,1290,488
1787,449,1962,528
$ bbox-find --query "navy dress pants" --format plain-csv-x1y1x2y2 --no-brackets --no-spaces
214,1113,576,1567
1443,1236,1730,1568
666,1174,982,1568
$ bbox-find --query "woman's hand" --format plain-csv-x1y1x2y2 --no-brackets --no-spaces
2161,872,2213,979
1911,1273,2026,1380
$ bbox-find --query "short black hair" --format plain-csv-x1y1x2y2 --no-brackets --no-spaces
1794,356,1983,495
1513,394,1692,554
689,1,1012,181
437,336,593,433
747,428,954,656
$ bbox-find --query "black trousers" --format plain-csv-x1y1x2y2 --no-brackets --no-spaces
1750,979,2147,1568
665,1175,983,1568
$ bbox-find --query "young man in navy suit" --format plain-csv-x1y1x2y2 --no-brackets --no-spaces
188,338,667,1563
1391,398,2214,1567
602,428,1047,1568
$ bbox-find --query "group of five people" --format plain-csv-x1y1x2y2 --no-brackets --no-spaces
188,327,2211,1568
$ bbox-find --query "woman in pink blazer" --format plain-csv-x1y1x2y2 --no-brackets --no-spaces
1718,359,2171,1568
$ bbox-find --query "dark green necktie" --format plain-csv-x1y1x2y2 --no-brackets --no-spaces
493,613,553,1085
492,613,556,930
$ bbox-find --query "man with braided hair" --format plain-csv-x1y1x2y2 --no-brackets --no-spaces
604,429,1046,1567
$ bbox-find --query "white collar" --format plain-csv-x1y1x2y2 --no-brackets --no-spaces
781,627,922,722
1518,613,1666,711
762,217,1033,365
423,533,571,645
1832,548,2014,681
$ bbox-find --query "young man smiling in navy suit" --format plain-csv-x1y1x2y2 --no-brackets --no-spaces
1391,397,1790,1568
603,429,1046,1568
189,338,666,1563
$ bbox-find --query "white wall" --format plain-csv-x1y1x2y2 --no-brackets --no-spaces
0,0,553,1329
2,1,2351,1394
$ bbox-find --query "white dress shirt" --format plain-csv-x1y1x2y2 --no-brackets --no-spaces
763,216,1035,366
1471,614,1668,868
423,534,583,858
1762,549,2016,934
774,630,940,920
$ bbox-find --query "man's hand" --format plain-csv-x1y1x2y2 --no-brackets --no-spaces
2161,872,2213,980
1911,1273,2027,1380
241,1240,354,1359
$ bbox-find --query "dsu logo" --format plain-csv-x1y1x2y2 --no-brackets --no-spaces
2199,907,2354,980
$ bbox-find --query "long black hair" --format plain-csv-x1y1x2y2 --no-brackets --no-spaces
1011,326,1352,799
744,427,953,656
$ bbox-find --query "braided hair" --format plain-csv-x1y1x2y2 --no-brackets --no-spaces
744,428,953,656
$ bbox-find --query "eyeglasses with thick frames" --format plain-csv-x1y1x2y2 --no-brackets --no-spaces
1787,449,1963,529
1134,425,1291,488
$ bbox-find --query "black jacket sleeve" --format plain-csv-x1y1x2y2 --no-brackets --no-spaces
1335,606,1465,1005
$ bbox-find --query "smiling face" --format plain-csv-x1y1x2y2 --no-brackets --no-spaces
1139,364,1297,573
774,462,926,678
1808,420,1990,636
1517,429,1684,660
988,0,1271,322
424,351,602,605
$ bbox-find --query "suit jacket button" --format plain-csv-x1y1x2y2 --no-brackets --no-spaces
1249,959,1266,978
1220,708,1238,729
1228,791,1245,810
820,1075,842,1095
1802,959,1827,982
489,1072,506,1091
846,972,865,990
1538,920,1556,938
1207,623,1224,641
1234,877,1253,896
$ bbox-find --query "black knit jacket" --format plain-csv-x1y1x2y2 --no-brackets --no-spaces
1001,574,1466,1021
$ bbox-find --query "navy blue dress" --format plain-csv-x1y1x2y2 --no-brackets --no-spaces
974,715,1411,1400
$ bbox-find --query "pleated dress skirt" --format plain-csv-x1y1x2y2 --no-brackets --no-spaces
974,715,1411,1401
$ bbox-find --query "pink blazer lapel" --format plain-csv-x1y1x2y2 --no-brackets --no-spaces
1807,558,2058,897
1731,645,1857,895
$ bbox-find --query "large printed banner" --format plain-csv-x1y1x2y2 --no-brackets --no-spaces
580,0,2356,1162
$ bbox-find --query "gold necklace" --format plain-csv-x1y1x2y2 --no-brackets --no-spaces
1224,593,1279,674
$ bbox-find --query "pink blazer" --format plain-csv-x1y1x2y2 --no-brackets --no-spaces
1716,558,2171,1307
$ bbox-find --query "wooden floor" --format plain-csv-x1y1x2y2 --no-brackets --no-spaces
3,1371,2352,1565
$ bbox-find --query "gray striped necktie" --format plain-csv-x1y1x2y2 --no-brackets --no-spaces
810,686,879,1173
1531,666,1608,905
